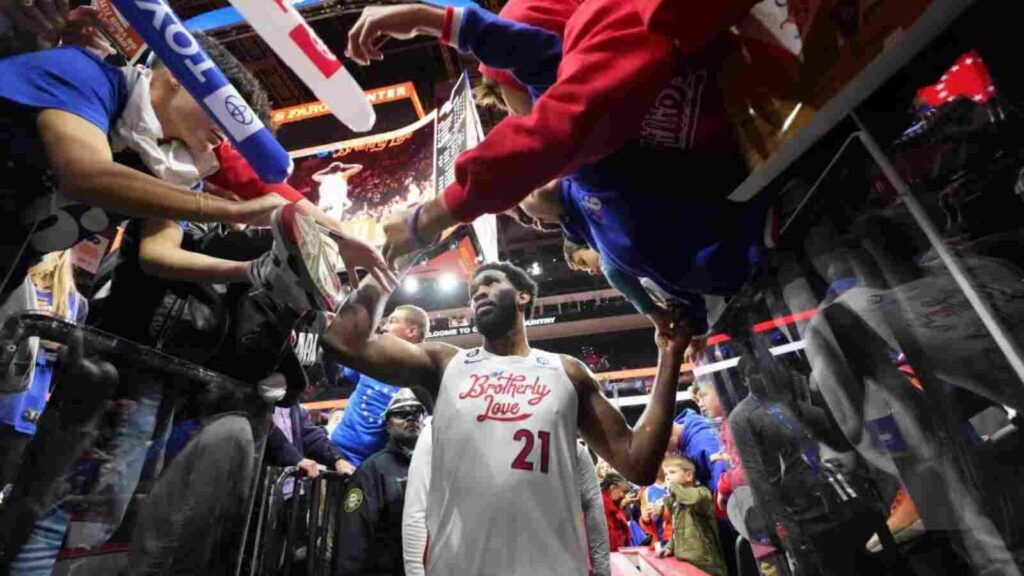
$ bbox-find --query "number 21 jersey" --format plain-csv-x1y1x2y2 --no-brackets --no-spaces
425,347,589,576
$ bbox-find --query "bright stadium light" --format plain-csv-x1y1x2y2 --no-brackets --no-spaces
404,276,420,294
439,273,459,292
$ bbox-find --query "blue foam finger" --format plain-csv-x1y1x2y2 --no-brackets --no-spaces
113,0,293,183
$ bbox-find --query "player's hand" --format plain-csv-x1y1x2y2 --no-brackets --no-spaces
0,0,67,44
346,4,446,66
334,458,356,475
297,458,320,479
60,6,113,58
332,232,398,292
716,491,726,511
641,507,654,524
622,491,641,507
381,198,457,268
656,548,671,559
655,316,692,355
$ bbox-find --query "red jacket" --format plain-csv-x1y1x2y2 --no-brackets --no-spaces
716,419,746,503
602,490,632,552
209,141,303,203
444,0,757,224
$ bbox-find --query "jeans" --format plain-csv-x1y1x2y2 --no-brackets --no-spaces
7,505,68,576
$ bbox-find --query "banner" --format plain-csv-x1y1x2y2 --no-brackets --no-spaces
272,82,425,126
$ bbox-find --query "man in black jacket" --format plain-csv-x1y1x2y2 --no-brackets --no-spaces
266,403,348,476
335,388,425,575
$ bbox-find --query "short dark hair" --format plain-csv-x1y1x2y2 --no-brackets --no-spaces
151,31,272,127
600,472,629,491
473,262,539,319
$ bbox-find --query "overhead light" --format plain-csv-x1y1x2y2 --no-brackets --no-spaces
529,262,542,276
438,273,459,292
404,276,420,294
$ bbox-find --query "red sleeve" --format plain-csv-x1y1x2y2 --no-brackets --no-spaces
443,0,675,223
209,141,304,203
632,0,760,53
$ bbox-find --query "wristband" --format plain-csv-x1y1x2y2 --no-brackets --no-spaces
441,6,455,45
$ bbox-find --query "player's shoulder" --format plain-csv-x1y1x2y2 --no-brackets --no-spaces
555,353,596,386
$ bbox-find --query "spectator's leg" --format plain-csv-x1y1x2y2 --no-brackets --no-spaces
127,413,258,576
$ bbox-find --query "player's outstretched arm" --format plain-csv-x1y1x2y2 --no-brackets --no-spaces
571,327,688,485
321,278,457,396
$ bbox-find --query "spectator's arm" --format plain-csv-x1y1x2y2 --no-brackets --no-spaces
38,110,283,225
440,1,676,223
137,218,251,283
600,258,659,316
451,6,562,93
668,483,711,507
298,407,343,467
265,426,303,467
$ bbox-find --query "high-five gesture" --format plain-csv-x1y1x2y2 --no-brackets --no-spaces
345,4,447,66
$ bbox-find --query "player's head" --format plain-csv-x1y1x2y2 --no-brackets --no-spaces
148,31,270,157
382,304,430,344
564,239,601,276
662,455,696,487
469,262,538,339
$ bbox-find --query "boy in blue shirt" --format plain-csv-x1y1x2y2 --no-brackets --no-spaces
0,36,282,299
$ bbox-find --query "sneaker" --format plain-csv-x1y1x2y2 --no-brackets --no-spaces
250,204,345,312
866,484,926,553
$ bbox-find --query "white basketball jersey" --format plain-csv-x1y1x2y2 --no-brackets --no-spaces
425,347,589,576
316,174,349,221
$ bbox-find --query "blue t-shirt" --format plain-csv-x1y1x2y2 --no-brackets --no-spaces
0,45,126,137
329,368,400,467
0,46,128,290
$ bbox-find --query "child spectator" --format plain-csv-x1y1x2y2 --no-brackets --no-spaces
601,473,640,551
656,456,727,576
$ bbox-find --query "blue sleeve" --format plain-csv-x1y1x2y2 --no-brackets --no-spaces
342,368,362,387
0,47,124,134
600,258,659,316
457,6,562,95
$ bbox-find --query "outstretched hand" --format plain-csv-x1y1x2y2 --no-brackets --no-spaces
332,232,398,292
345,4,446,66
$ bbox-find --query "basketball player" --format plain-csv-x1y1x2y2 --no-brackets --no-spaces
322,262,690,575
312,162,363,221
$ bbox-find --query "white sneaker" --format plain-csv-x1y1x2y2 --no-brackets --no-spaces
249,204,346,312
